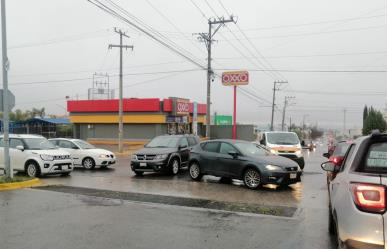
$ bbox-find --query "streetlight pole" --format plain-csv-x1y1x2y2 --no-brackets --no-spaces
1,0,11,178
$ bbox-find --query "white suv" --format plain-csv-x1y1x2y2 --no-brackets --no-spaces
0,134,73,177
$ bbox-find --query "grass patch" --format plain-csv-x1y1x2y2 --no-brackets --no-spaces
0,176,33,184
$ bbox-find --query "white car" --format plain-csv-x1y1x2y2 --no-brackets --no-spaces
49,138,116,169
0,134,73,177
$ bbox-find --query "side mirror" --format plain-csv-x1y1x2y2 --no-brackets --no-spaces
323,152,330,158
16,145,24,151
179,144,188,150
228,150,239,158
321,161,339,172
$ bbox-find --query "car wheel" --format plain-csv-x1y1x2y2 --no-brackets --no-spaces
169,158,180,175
243,168,261,190
328,205,335,235
82,158,95,170
189,162,203,181
134,171,144,176
25,162,41,177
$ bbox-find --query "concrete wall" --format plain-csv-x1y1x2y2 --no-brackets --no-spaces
76,124,168,140
210,125,256,141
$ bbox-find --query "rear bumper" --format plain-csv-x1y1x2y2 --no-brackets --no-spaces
262,171,302,186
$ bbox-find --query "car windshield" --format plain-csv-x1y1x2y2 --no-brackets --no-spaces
146,136,180,148
74,140,95,149
266,133,300,145
24,138,56,150
234,142,267,157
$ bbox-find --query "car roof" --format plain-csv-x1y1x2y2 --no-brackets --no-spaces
0,134,45,139
202,139,251,144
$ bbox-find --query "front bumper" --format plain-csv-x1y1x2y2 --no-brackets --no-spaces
95,157,116,166
40,160,74,175
262,170,302,186
278,154,305,168
131,159,169,172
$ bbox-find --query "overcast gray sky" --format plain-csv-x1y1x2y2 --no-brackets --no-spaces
3,0,387,130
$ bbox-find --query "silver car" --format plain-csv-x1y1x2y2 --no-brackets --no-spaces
322,131,387,249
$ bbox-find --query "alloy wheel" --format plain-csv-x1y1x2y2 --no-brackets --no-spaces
244,169,261,189
83,158,94,169
190,163,200,179
27,163,37,177
172,160,179,174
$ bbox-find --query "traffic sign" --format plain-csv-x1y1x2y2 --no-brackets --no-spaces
0,89,15,112
222,71,249,86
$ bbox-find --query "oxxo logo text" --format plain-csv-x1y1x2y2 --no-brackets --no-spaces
222,71,249,86
177,101,189,114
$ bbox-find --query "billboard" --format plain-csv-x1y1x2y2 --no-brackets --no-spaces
172,98,190,116
215,115,232,125
222,71,249,86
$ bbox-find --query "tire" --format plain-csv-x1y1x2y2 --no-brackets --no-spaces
82,157,95,170
189,161,203,181
169,158,180,175
243,168,261,190
328,205,335,235
134,171,144,176
25,161,41,177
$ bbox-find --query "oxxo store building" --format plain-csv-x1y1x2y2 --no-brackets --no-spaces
67,97,206,140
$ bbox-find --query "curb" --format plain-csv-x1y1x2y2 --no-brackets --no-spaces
0,178,42,191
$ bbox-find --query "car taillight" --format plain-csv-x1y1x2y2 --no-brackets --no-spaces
350,183,386,213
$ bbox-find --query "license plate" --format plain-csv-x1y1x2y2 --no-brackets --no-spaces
140,162,147,167
290,173,297,179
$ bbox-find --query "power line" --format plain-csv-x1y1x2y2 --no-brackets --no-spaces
283,89,387,96
10,68,203,86
215,68,387,73
9,28,112,49
87,0,206,70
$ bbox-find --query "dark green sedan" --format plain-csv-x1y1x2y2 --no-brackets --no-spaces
188,139,302,189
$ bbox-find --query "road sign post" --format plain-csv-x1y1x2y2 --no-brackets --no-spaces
222,71,249,140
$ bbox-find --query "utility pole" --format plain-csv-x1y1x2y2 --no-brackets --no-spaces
1,0,11,178
270,81,287,131
196,16,236,138
302,114,309,138
343,108,347,138
289,116,292,131
109,28,133,153
281,96,295,131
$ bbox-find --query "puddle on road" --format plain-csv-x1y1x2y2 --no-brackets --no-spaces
34,185,297,217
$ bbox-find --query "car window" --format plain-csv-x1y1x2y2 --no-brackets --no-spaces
187,137,197,146
364,142,387,170
340,144,355,172
202,142,220,153
146,136,180,148
58,140,76,149
179,138,189,147
332,143,351,157
219,142,236,155
10,139,23,149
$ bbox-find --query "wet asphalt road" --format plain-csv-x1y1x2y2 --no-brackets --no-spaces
0,146,335,249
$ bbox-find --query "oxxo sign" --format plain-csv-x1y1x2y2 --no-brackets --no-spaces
174,98,190,116
222,71,249,86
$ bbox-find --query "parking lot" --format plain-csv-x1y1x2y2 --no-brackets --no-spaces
0,144,335,249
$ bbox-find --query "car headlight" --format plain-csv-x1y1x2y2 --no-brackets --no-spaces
265,165,282,171
270,149,277,154
131,154,137,160
155,154,168,160
295,149,302,156
40,154,54,161
99,154,109,158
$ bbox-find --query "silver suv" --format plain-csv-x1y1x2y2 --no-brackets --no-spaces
322,131,387,249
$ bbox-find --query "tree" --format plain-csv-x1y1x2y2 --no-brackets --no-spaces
310,126,324,139
363,105,368,129
363,106,387,135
